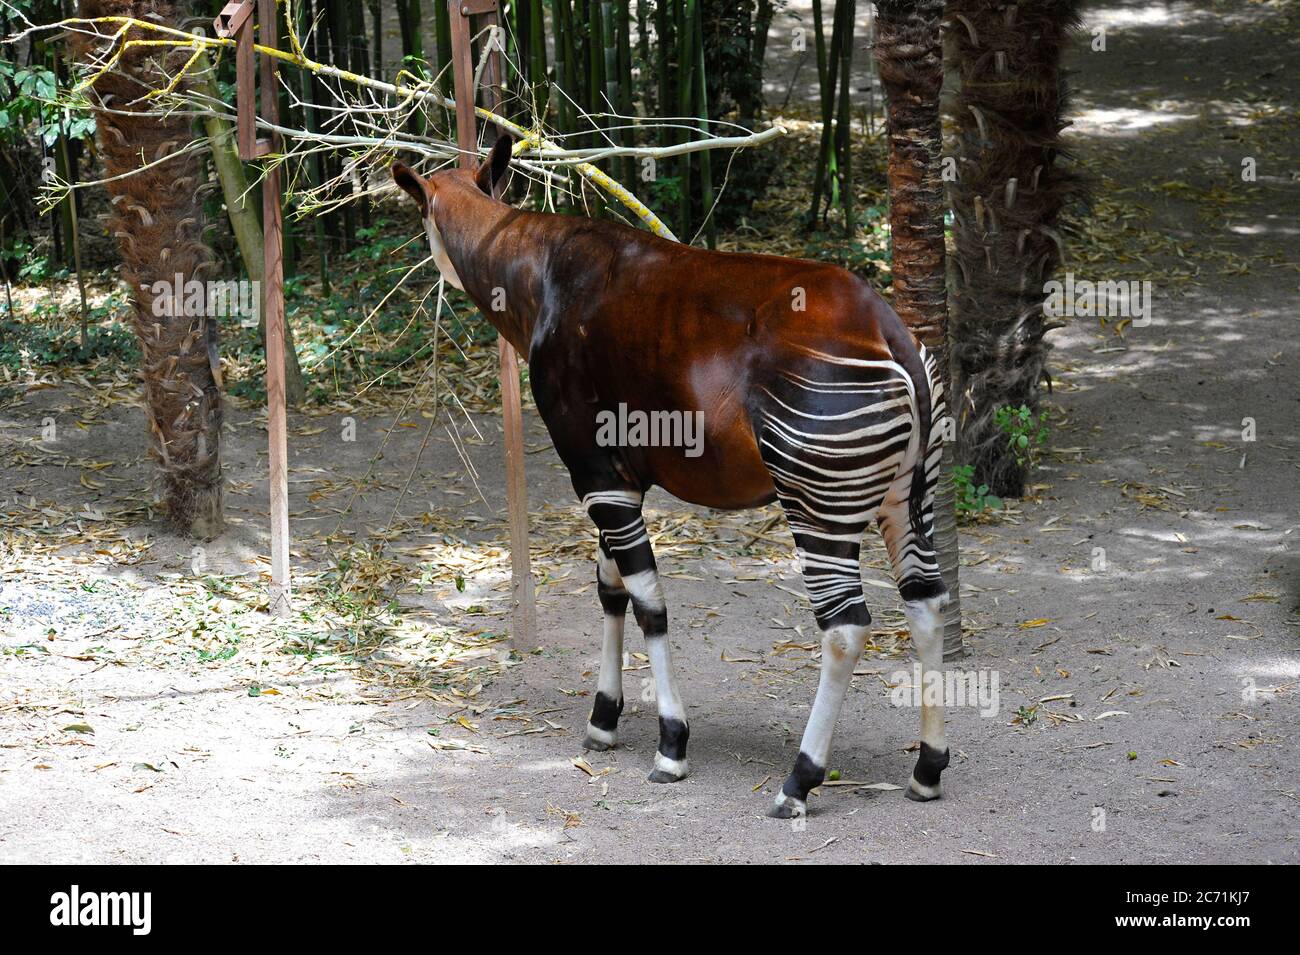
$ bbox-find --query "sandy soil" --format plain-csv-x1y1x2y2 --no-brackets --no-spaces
1,0,1297,864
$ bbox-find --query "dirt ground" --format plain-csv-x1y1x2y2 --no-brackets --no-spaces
2,0,1298,864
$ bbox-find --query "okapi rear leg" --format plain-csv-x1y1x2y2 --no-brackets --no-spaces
582,490,690,782
583,535,627,751
770,538,871,819
901,593,948,800
877,498,951,801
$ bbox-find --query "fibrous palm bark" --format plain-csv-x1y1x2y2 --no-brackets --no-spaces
874,0,962,660
946,0,1082,497
76,0,224,537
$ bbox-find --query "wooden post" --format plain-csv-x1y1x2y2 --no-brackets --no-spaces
214,0,290,617
449,0,536,648
258,0,291,618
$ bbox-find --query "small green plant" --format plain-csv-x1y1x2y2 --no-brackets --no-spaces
953,464,1002,516
994,404,1050,468
197,640,239,663
0,317,139,371
644,175,683,219
1014,705,1038,727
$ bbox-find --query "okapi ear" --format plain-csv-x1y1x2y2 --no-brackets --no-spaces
474,133,514,196
392,161,428,217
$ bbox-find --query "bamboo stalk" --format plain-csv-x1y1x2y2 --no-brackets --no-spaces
57,130,89,346
551,0,576,138
587,0,606,154
616,0,633,188
529,0,548,122
369,0,382,78
655,0,671,147
600,0,621,183
676,0,696,237
745,0,775,126
692,0,714,247
636,0,650,112
835,0,856,235
193,51,263,287
808,0,847,227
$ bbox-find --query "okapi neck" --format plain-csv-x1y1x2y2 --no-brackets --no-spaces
434,179,542,356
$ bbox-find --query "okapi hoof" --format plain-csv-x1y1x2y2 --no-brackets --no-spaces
766,793,807,819
582,724,617,751
905,781,942,802
906,742,949,802
647,753,688,783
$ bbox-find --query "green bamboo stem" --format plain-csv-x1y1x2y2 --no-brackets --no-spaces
529,0,549,121
655,0,671,147
434,0,453,94
808,0,847,227
835,0,856,235
551,0,576,137
676,0,696,237
692,0,714,247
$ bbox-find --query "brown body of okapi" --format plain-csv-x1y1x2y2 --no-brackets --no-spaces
394,136,953,817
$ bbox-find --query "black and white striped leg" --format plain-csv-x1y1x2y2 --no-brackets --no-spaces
878,489,950,802
582,490,689,783
769,536,871,819
583,535,627,751
902,594,949,801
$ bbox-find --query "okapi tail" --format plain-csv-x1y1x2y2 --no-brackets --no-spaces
888,335,940,546
908,349,937,543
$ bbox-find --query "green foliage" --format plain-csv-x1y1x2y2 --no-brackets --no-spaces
3,236,58,283
0,286,137,371
801,205,892,277
643,175,684,221
994,404,1050,467
953,463,1002,517
348,219,407,263
0,320,139,369
693,0,780,228
0,61,96,147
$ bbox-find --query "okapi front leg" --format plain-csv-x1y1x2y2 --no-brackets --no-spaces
583,490,690,782
583,535,627,751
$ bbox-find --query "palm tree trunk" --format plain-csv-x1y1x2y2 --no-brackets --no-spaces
946,0,1082,497
874,0,962,660
75,0,224,538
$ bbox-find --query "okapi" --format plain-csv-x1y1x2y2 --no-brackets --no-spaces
393,135,952,817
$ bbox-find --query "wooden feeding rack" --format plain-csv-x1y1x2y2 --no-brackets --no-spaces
213,0,291,617
211,0,537,643
448,0,537,648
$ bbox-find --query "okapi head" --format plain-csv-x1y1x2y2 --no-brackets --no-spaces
390,135,514,292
